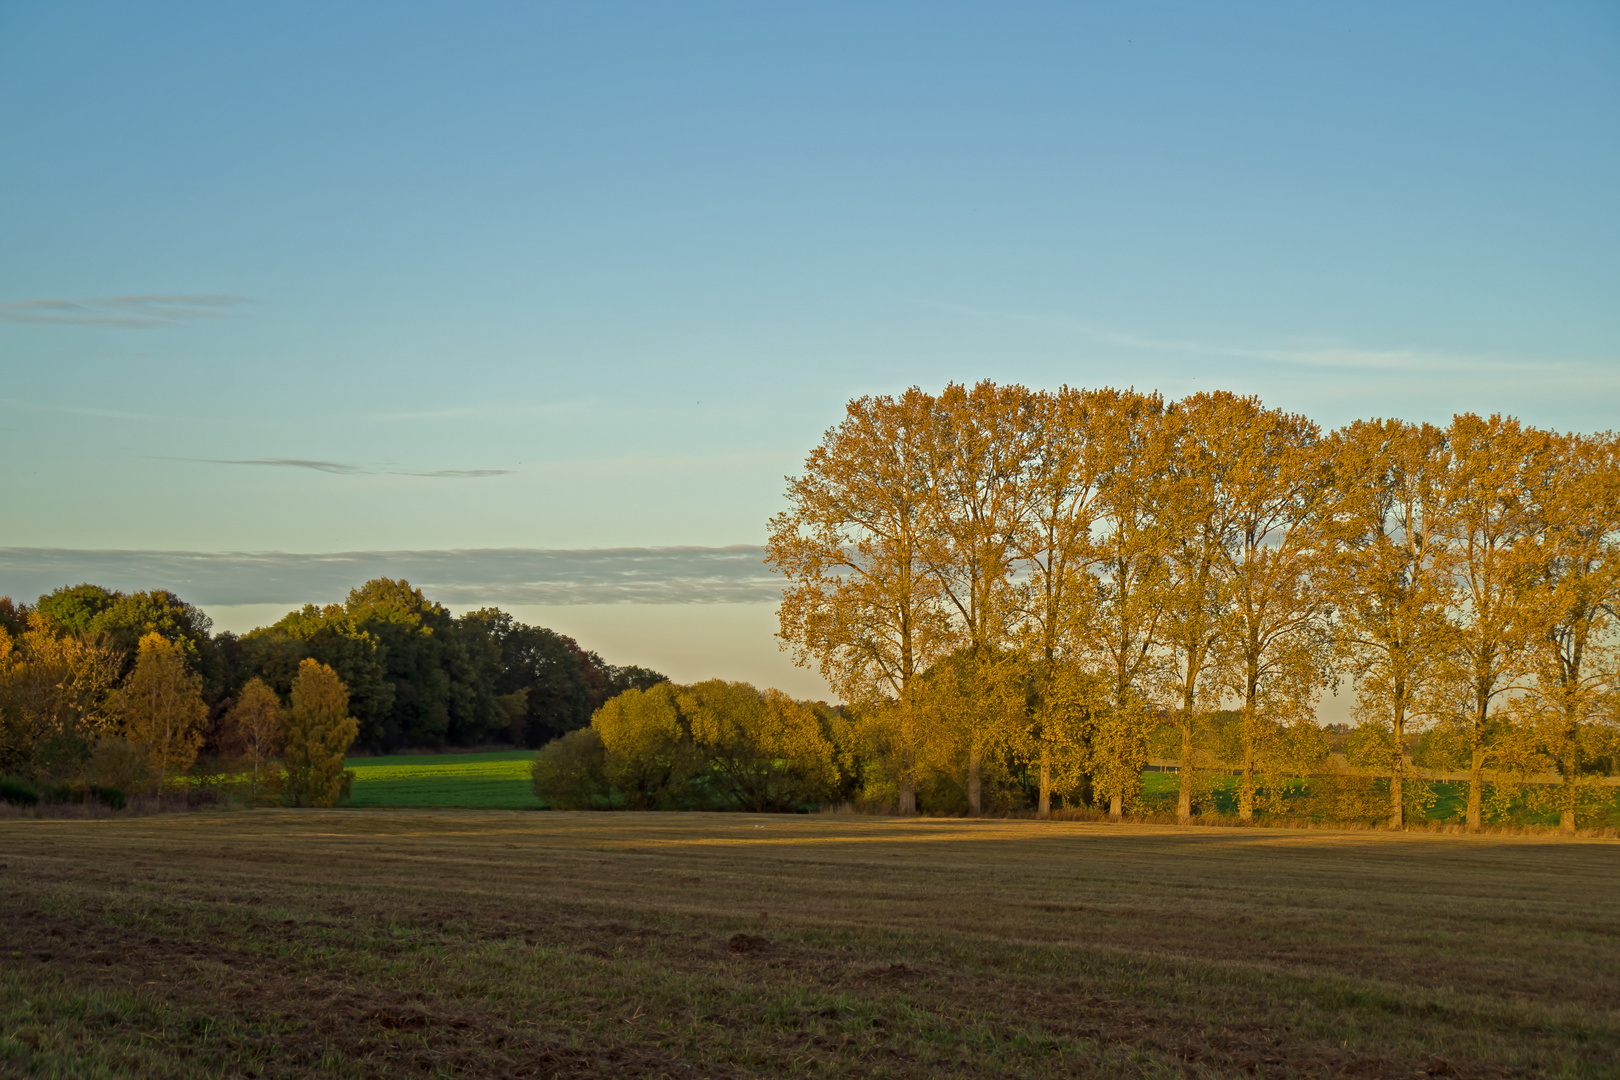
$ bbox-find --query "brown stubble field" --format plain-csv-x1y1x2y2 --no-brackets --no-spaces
1,812,1616,1080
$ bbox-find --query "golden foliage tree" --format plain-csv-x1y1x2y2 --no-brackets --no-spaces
225,676,285,804
1329,420,1455,828
1010,387,1107,817
0,613,123,776
1213,399,1335,822
921,381,1038,814
117,632,208,796
1515,431,1620,833
1155,393,1242,823
283,659,358,808
1436,414,1552,830
1088,389,1172,818
767,388,952,813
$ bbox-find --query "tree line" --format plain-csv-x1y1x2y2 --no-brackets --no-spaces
761,383,1620,833
0,577,664,804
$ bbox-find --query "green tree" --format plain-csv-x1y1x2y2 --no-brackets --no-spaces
531,727,611,810
591,683,704,809
244,604,393,745
283,659,358,807
343,579,495,747
680,680,846,811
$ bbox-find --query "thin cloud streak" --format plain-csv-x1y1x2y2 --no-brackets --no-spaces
160,458,511,478
0,547,779,607
193,457,362,474
0,294,251,328
922,301,1619,376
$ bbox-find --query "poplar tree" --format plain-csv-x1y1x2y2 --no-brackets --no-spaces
768,389,951,813
1330,420,1454,828
921,381,1036,814
118,632,207,797
282,659,357,808
1216,401,1335,822
1516,431,1620,833
1090,390,1171,819
1438,414,1550,830
1155,393,1241,823
1012,387,1107,817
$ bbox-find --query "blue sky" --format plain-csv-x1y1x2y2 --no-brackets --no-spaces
2,1,1617,692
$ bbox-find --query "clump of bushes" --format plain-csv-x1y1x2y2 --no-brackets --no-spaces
533,680,857,812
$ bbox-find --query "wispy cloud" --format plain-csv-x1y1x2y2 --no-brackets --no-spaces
0,294,252,328
0,547,779,607
921,301,1616,376
161,457,509,478
187,457,363,474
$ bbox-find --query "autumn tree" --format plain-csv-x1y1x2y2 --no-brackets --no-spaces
225,676,284,804
117,632,209,797
1088,389,1172,818
1215,400,1336,822
921,382,1037,813
767,388,952,813
1154,393,1244,823
1515,431,1620,833
1330,420,1455,828
0,613,122,777
1011,387,1108,816
1436,414,1551,830
282,659,358,807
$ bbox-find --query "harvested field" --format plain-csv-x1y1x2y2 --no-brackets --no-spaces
1,812,1616,1079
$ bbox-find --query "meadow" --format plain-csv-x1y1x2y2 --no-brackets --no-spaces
3,811,1617,1079
343,751,538,810
341,752,1620,829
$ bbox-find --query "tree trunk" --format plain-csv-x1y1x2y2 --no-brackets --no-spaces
1560,763,1577,835
898,704,916,815
1038,749,1051,820
1389,711,1404,829
1465,746,1485,832
967,747,982,816
1178,714,1194,824
1109,790,1123,821
1239,744,1255,822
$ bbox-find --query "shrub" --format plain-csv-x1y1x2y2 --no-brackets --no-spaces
0,775,39,806
532,727,611,810
87,738,155,796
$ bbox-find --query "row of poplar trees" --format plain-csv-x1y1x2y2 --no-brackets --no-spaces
766,382,1620,832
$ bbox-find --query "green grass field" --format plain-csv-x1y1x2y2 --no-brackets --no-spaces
341,754,1620,827
343,751,538,809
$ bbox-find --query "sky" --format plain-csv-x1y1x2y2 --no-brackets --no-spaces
2,1,1617,700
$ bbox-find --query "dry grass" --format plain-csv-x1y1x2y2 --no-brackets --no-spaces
2,811,1617,1079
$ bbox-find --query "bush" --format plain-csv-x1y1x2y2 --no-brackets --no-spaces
0,775,39,806
532,727,611,810
87,738,155,796
88,785,126,810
